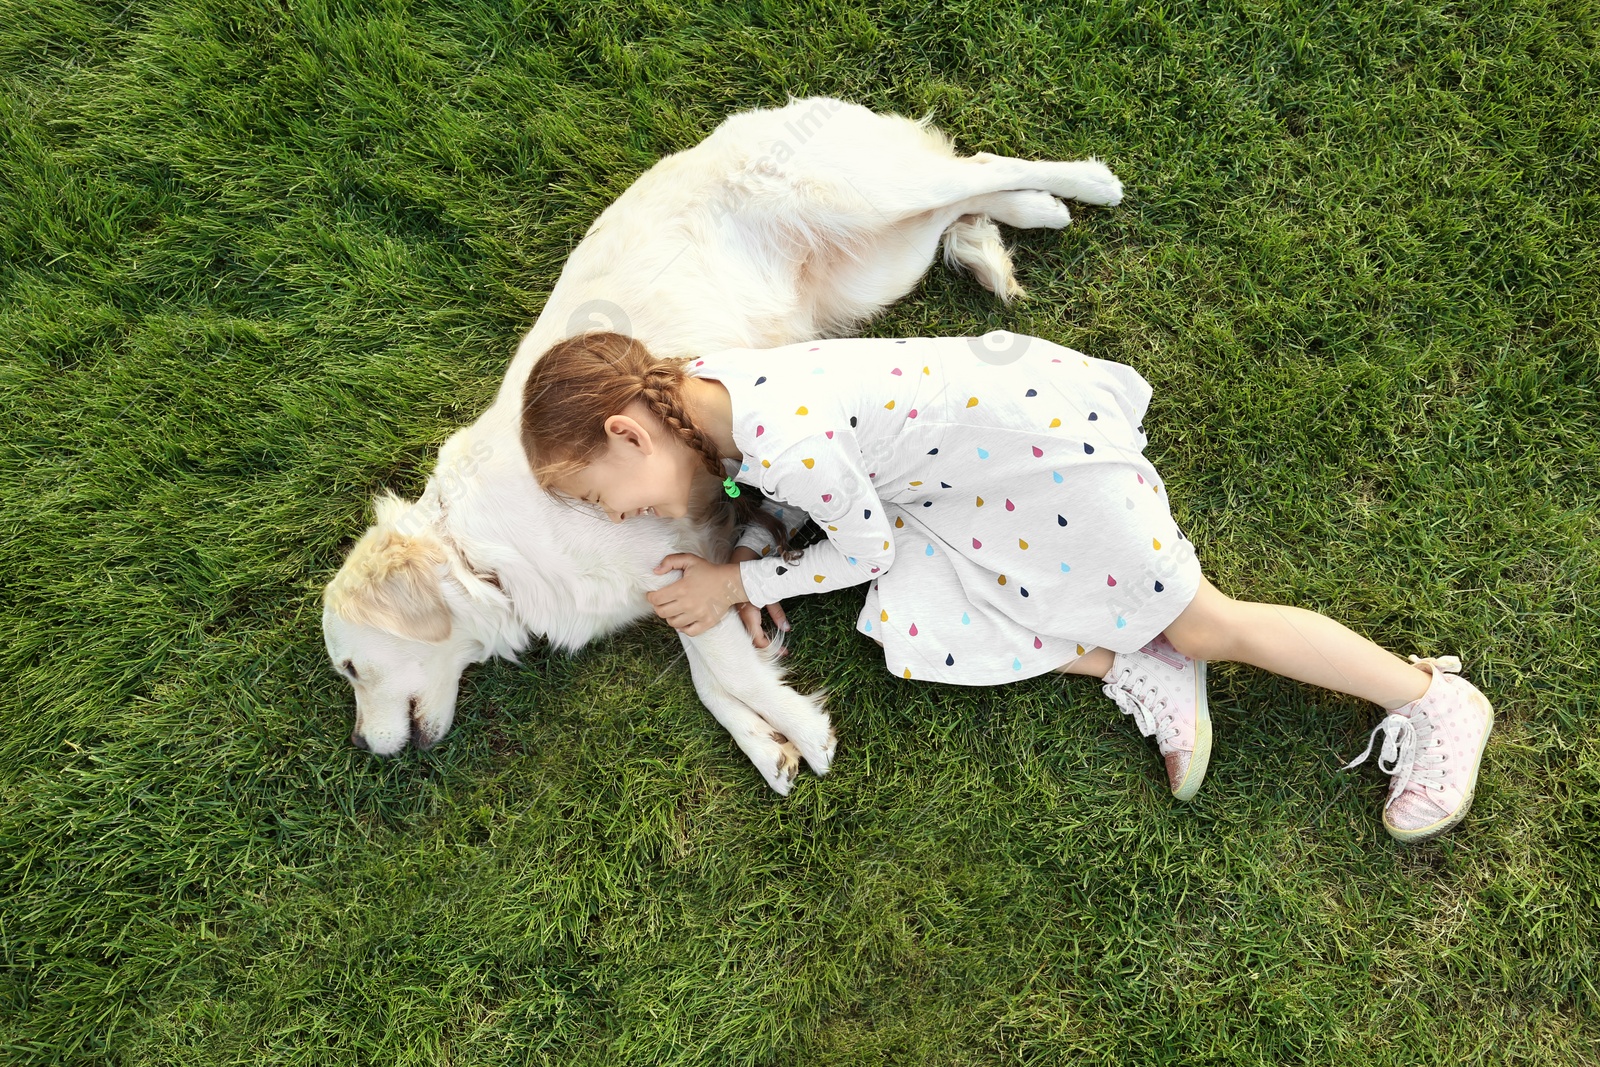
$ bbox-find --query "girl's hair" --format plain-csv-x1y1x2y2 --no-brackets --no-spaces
520,331,798,561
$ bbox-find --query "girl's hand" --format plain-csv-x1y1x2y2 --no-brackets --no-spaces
728,546,790,652
650,554,749,637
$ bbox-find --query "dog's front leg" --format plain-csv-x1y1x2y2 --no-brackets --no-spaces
680,633,803,794
683,612,835,782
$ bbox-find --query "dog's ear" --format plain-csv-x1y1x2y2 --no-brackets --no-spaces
326,528,452,644
372,491,414,530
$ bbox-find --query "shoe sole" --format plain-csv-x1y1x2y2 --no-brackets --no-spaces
1171,659,1211,802
1384,693,1494,843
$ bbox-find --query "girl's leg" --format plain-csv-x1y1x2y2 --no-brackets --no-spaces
1054,647,1115,677
1163,576,1493,842
1163,577,1428,709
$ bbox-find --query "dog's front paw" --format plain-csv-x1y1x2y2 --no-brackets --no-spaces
788,709,836,777
761,732,802,795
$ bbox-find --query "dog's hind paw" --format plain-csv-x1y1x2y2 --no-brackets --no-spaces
1064,159,1123,207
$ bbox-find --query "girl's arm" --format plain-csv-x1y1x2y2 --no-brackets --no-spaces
648,434,893,636
736,433,896,605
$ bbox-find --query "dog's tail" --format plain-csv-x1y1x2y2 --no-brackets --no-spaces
941,215,1024,304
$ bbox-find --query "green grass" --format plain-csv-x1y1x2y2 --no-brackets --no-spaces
2,0,1597,1062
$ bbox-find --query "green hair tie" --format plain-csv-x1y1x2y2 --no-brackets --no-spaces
722,476,741,499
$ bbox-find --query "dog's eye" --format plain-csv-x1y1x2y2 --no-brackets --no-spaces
342,659,359,681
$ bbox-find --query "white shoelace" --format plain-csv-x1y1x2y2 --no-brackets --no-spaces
1343,656,1461,807
1102,668,1178,746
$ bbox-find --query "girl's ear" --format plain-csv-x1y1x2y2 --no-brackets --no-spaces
604,414,654,456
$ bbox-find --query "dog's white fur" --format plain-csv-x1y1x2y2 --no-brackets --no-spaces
322,98,1122,792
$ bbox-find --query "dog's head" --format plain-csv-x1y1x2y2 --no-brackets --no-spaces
321,493,492,755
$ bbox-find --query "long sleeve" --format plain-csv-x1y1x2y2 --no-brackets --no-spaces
738,432,896,605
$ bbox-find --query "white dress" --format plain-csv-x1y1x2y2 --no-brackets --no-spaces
693,334,1202,686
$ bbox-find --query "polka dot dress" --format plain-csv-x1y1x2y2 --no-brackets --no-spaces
694,334,1201,686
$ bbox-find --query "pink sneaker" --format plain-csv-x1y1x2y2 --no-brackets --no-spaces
1343,656,1494,842
1102,634,1212,801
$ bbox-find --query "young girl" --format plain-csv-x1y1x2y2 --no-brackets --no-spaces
520,331,1493,842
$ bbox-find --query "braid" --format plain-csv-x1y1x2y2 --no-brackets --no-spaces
637,364,725,480
636,363,802,563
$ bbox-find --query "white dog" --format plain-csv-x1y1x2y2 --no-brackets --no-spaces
322,97,1122,793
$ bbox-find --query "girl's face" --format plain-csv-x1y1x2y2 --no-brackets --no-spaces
554,405,699,522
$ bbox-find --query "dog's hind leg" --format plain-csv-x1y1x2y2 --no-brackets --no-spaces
826,150,1123,221
811,186,1076,322
771,100,1123,216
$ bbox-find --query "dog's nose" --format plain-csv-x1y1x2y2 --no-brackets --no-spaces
350,729,370,751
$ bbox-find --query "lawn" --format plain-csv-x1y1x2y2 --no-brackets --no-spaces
2,0,1597,1063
